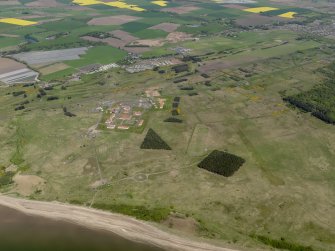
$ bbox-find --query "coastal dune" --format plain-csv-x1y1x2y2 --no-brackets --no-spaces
0,195,239,251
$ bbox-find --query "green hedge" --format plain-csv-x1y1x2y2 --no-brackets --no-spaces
252,235,314,251
93,203,170,222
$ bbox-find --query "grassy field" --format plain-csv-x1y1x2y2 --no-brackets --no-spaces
66,46,127,68
2,44,335,251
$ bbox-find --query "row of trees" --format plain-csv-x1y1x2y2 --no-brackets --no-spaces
252,235,314,251
164,117,183,123
284,62,335,124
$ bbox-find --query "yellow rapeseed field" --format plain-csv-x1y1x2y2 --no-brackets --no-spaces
103,1,145,12
151,1,167,7
244,7,278,13
278,11,297,18
0,18,37,26
72,0,145,11
72,0,102,5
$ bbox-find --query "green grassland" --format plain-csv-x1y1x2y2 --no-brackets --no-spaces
0,36,22,49
1,0,335,251
66,46,127,67
2,43,335,251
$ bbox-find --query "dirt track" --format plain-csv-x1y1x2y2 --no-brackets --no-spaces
0,195,241,251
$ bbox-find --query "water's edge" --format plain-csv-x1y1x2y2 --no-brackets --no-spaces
0,204,164,251
0,195,237,251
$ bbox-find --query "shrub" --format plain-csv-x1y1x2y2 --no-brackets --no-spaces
173,97,181,102
171,109,180,116
83,31,111,39
201,73,210,78
17,100,29,106
188,92,198,96
23,83,34,87
0,171,15,187
172,64,189,73
164,117,183,123
179,86,194,90
47,96,59,101
93,203,170,222
12,91,26,97
173,78,187,83
252,235,315,251
38,89,46,96
15,105,25,111
182,55,201,62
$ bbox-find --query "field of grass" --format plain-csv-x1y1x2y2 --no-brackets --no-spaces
0,36,22,49
66,46,127,68
134,29,168,39
40,67,77,81
2,44,335,251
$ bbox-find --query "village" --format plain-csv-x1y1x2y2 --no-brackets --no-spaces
102,87,166,131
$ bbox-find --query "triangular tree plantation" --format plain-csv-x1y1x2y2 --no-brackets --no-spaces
140,128,171,150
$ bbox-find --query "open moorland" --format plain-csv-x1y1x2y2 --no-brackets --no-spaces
1,0,335,251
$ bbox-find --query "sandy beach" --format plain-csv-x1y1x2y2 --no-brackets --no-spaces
0,195,240,251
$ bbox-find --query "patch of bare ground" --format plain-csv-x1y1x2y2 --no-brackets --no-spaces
0,33,19,38
110,30,138,43
80,36,101,43
67,5,96,11
166,32,194,43
12,174,45,196
149,22,180,33
0,57,25,75
161,6,200,14
222,4,246,9
38,63,70,75
104,38,128,47
0,0,20,5
163,215,199,235
123,46,151,53
88,15,141,26
130,39,165,47
199,56,259,73
26,0,64,7
90,179,108,189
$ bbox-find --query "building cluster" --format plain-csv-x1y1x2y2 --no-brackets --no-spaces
105,99,151,130
125,57,181,73
275,20,335,38
145,87,166,109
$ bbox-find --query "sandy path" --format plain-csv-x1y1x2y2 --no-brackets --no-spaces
0,195,240,251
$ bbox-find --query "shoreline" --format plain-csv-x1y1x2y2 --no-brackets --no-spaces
0,195,240,251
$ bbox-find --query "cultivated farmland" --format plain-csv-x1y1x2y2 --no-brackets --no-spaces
10,47,89,65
